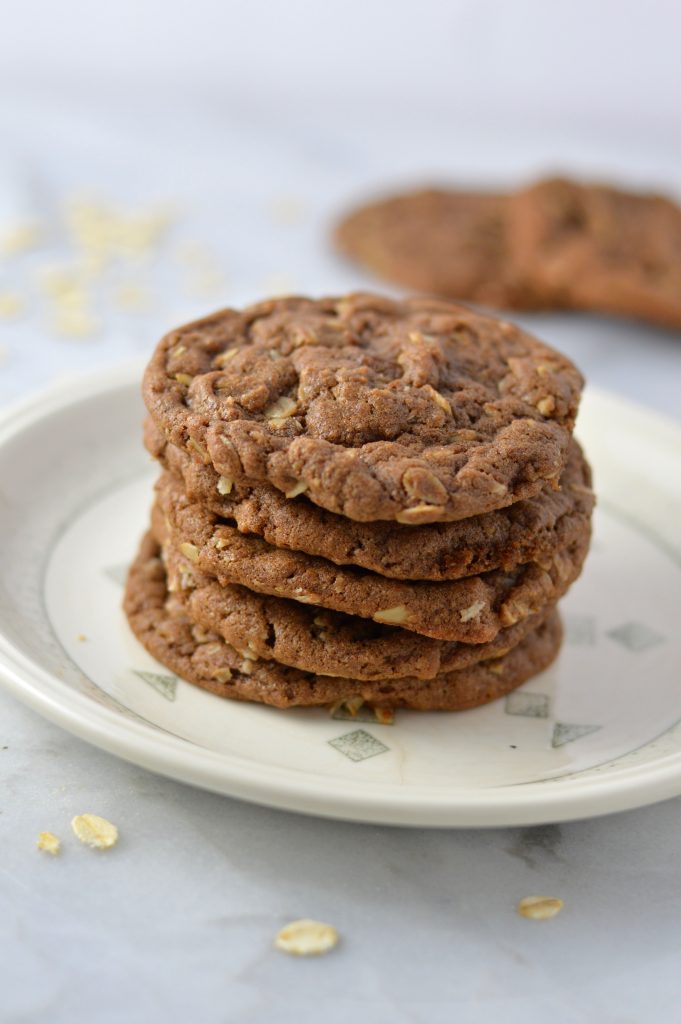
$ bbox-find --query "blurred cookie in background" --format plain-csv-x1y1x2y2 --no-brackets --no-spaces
335,176,681,330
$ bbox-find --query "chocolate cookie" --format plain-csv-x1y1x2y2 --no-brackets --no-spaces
147,418,595,582
335,188,516,305
124,532,563,711
156,468,590,644
335,178,681,329
143,293,582,523
509,177,681,329
155,507,585,681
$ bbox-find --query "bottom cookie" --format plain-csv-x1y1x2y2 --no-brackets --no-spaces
124,532,563,711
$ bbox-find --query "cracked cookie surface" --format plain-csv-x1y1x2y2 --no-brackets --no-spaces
144,293,582,523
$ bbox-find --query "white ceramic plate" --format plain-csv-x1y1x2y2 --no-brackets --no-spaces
0,364,680,827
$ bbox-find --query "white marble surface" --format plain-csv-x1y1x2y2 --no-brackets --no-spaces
2,687,681,1024
2,25,681,1020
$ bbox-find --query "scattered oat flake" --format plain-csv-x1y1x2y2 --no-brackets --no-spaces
274,919,339,956
0,223,42,255
517,896,564,920
65,199,173,262
76,634,87,642
115,283,152,312
37,831,61,855
71,813,118,849
52,307,99,339
373,707,395,725
37,266,83,298
0,292,23,318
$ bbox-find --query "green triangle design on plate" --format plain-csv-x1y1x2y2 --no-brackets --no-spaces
551,722,601,748
104,563,129,587
132,669,178,701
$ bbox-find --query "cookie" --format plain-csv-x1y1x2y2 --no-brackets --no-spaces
154,506,584,681
143,293,583,523
509,177,681,329
124,532,563,711
155,468,590,644
147,418,595,582
335,178,681,330
335,188,515,305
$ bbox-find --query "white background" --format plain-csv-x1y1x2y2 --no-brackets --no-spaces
1,3,681,1023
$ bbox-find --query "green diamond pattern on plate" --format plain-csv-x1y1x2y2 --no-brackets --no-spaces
103,563,129,587
504,692,550,718
132,669,178,701
607,621,664,652
329,729,389,762
551,722,601,748
563,614,597,645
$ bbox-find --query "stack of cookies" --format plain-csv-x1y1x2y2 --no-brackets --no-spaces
125,293,594,713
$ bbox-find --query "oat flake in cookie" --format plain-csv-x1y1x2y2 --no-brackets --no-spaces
143,294,583,523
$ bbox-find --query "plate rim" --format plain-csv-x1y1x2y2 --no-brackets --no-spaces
1,363,681,828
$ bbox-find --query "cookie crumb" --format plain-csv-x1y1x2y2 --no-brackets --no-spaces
274,919,339,956
71,814,119,850
37,831,61,855
516,896,563,920
330,696,364,718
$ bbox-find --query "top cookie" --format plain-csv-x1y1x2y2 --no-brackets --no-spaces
144,294,583,523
